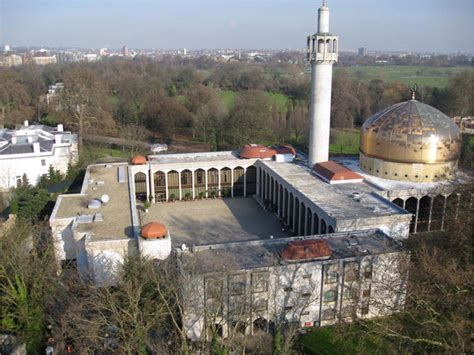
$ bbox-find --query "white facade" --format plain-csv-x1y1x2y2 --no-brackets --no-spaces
307,2,338,167
0,122,78,190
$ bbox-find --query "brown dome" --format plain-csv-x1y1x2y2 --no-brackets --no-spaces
141,222,168,239
239,144,277,159
360,100,461,164
131,155,147,165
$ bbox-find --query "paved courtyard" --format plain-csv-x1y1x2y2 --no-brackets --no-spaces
142,197,289,247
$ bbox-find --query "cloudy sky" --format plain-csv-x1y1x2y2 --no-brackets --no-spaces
1,0,473,53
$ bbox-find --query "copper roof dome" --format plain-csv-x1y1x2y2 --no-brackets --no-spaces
141,222,168,239
360,100,461,164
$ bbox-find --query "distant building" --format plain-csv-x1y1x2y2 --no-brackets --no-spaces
84,53,98,62
0,54,23,67
99,47,108,57
32,49,57,65
4,44,10,52
56,51,84,63
358,47,368,57
46,83,64,106
0,121,78,190
122,46,129,57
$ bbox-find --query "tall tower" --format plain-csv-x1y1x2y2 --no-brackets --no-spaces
307,1,338,166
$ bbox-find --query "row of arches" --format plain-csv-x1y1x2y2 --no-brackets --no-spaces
208,317,269,339
134,166,257,202
309,37,337,55
391,192,472,233
258,167,334,236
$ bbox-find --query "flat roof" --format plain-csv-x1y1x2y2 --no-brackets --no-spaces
180,229,404,273
141,197,289,247
260,161,406,221
334,157,470,193
148,151,241,164
53,163,134,241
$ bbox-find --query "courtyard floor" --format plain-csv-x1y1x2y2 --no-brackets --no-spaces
142,197,289,247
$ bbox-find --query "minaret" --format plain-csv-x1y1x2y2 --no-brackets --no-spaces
307,1,338,166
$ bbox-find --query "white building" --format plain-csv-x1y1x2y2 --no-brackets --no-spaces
0,121,78,190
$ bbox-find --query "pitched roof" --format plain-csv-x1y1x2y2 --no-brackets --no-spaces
312,160,363,184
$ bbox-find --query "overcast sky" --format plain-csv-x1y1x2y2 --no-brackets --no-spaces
1,0,473,53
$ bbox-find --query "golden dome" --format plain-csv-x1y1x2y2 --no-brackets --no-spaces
360,100,460,165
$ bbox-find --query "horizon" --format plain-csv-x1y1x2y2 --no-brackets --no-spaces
1,0,473,54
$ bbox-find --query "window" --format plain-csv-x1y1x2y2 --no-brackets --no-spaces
41,159,46,166
362,288,371,298
284,286,293,292
363,265,373,279
344,262,359,282
322,308,336,321
61,258,77,270
284,305,293,312
301,311,310,316
251,272,268,293
323,290,337,302
302,274,311,280
324,265,338,284
301,292,311,298
206,298,223,316
205,277,223,299
361,304,369,315
229,275,246,296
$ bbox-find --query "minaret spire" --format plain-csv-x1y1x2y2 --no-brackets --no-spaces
306,1,339,166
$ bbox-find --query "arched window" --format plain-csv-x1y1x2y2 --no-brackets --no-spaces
220,167,232,197
392,198,404,208
405,197,418,233
207,168,219,198
253,317,268,334
326,39,331,53
153,171,166,202
181,169,193,200
417,196,431,232
328,225,335,234
194,169,206,199
306,207,312,236
294,197,300,235
430,195,445,231
318,39,324,53
300,202,306,235
134,172,147,200
246,166,257,195
233,166,245,197
313,212,320,234
167,170,179,201
333,39,337,53
321,219,327,234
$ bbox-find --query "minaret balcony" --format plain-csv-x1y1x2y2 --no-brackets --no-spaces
306,34,339,63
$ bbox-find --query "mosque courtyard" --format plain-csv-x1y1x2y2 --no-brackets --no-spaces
141,197,290,247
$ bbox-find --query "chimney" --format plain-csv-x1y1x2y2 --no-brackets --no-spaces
57,124,64,132
24,120,29,127
54,134,62,144
11,136,17,144
33,142,40,154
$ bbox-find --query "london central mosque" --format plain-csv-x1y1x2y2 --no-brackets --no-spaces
50,1,471,340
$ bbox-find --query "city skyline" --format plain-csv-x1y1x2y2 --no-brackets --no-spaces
1,0,473,54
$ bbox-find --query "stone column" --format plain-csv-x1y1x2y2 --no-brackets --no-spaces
150,171,155,203
205,169,208,198
192,170,195,200
414,198,420,233
243,168,247,197
178,171,182,200
218,169,221,197
165,172,169,201
440,196,447,231
427,196,434,231
231,168,234,198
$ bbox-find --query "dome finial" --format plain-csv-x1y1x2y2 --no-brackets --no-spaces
410,84,418,100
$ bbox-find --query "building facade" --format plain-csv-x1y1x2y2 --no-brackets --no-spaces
0,121,78,190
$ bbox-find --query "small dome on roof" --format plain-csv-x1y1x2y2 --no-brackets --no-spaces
141,222,168,239
131,155,147,165
239,144,277,159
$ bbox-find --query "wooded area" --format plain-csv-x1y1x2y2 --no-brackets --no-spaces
1,55,472,152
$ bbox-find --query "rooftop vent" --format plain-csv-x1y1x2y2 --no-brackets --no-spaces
87,200,101,209
101,194,110,204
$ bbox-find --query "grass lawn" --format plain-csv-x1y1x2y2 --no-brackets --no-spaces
299,325,389,355
219,90,290,113
330,129,360,155
338,65,473,88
